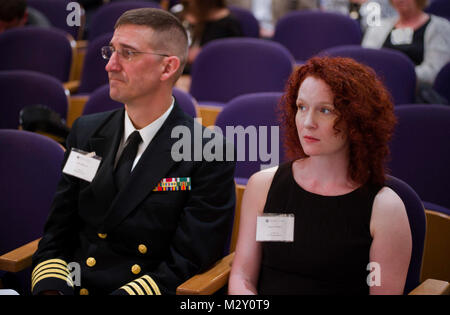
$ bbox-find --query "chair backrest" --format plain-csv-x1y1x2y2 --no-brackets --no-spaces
173,88,197,118
433,62,450,103
229,5,260,38
190,38,294,104
215,92,285,183
385,175,426,294
83,84,197,118
425,0,450,20
0,70,68,128
0,130,64,255
273,11,362,62
319,45,416,105
0,27,73,82
389,104,450,209
77,33,112,94
88,1,161,40
27,0,84,39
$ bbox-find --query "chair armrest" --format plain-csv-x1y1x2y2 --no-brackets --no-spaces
0,239,40,273
176,252,235,295
408,279,450,295
63,80,80,94
67,95,89,127
197,105,222,127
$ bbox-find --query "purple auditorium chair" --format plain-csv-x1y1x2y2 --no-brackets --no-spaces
0,130,65,294
0,27,74,82
319,45,416,105
215,92,285,185
83,84,197,118
88,1,160,40
77,32,112,95
385,175,426,294
273,11,362,64
425,0,450,20
389,105,450,212
0,70,68,129
190,38,294,106
28,0,85,39
229,6,260,38
433,62,450,103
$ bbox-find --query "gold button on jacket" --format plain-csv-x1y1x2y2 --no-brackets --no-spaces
86,257,96,267
131,264,141,275
138,244,147,254
79,288,89,295
98,233,107,239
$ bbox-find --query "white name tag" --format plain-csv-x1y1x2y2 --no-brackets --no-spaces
391,27,414,45
256,214,294,242
63,149,102,182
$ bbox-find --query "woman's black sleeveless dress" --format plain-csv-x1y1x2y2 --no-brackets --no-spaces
257,161,382,295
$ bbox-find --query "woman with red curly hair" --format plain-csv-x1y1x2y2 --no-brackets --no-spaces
229,56,412,295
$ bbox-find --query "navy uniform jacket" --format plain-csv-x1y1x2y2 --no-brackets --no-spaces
31,103,236,295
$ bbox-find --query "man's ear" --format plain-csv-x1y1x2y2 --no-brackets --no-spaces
160,56,181,82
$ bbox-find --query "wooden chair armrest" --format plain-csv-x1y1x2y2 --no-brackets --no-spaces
197,105,222,127
176,252,235,295
0,239,40,273
63,80,80,94
408,279,450,295
67,95,89,127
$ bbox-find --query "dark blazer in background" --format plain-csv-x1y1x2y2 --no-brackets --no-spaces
31,103,236,295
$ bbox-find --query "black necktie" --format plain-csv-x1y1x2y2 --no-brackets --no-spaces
114,130,142,191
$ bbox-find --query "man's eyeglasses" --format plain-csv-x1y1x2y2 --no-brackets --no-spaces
101,46,169,61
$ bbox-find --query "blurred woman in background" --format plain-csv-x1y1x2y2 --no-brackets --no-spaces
363,0,450,86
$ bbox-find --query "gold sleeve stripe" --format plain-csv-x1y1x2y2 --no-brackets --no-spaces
31,274,73,291
134,279,153,295
32,268,71,287
32,264,70,280
33,259,68,273
128,282,145,295
120,285,136,295
32,260,69,278
32,269,74,289
142,275,161,295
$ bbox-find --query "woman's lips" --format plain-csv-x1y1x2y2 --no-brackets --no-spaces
303,135,320,143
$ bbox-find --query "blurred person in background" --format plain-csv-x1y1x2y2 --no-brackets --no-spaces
0,0,50,33
363,0,450,86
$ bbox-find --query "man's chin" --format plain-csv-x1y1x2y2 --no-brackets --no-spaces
109,85,125,103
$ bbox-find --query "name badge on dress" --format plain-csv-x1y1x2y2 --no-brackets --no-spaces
256,214,295,242
62,148,102,182
391,27,414,45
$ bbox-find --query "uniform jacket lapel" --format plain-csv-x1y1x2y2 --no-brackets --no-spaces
88,109,124,219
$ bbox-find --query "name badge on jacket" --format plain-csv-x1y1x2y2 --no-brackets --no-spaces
63,148,102,182
256,214,295,242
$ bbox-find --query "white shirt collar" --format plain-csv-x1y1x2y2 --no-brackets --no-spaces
123,97,175,147
116,97,174,169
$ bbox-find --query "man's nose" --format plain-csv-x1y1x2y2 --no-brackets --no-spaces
105,51,121,72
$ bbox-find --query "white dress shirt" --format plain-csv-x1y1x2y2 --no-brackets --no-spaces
114,98,175,171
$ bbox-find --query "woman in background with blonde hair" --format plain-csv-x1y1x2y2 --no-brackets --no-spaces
363,0,450,86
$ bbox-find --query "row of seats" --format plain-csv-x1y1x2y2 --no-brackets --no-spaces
2,38,449,128
25,0,450,41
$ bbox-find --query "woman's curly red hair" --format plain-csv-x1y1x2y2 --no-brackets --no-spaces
280,56,396,186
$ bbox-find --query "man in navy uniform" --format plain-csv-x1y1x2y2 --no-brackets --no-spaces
31,8,235,295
